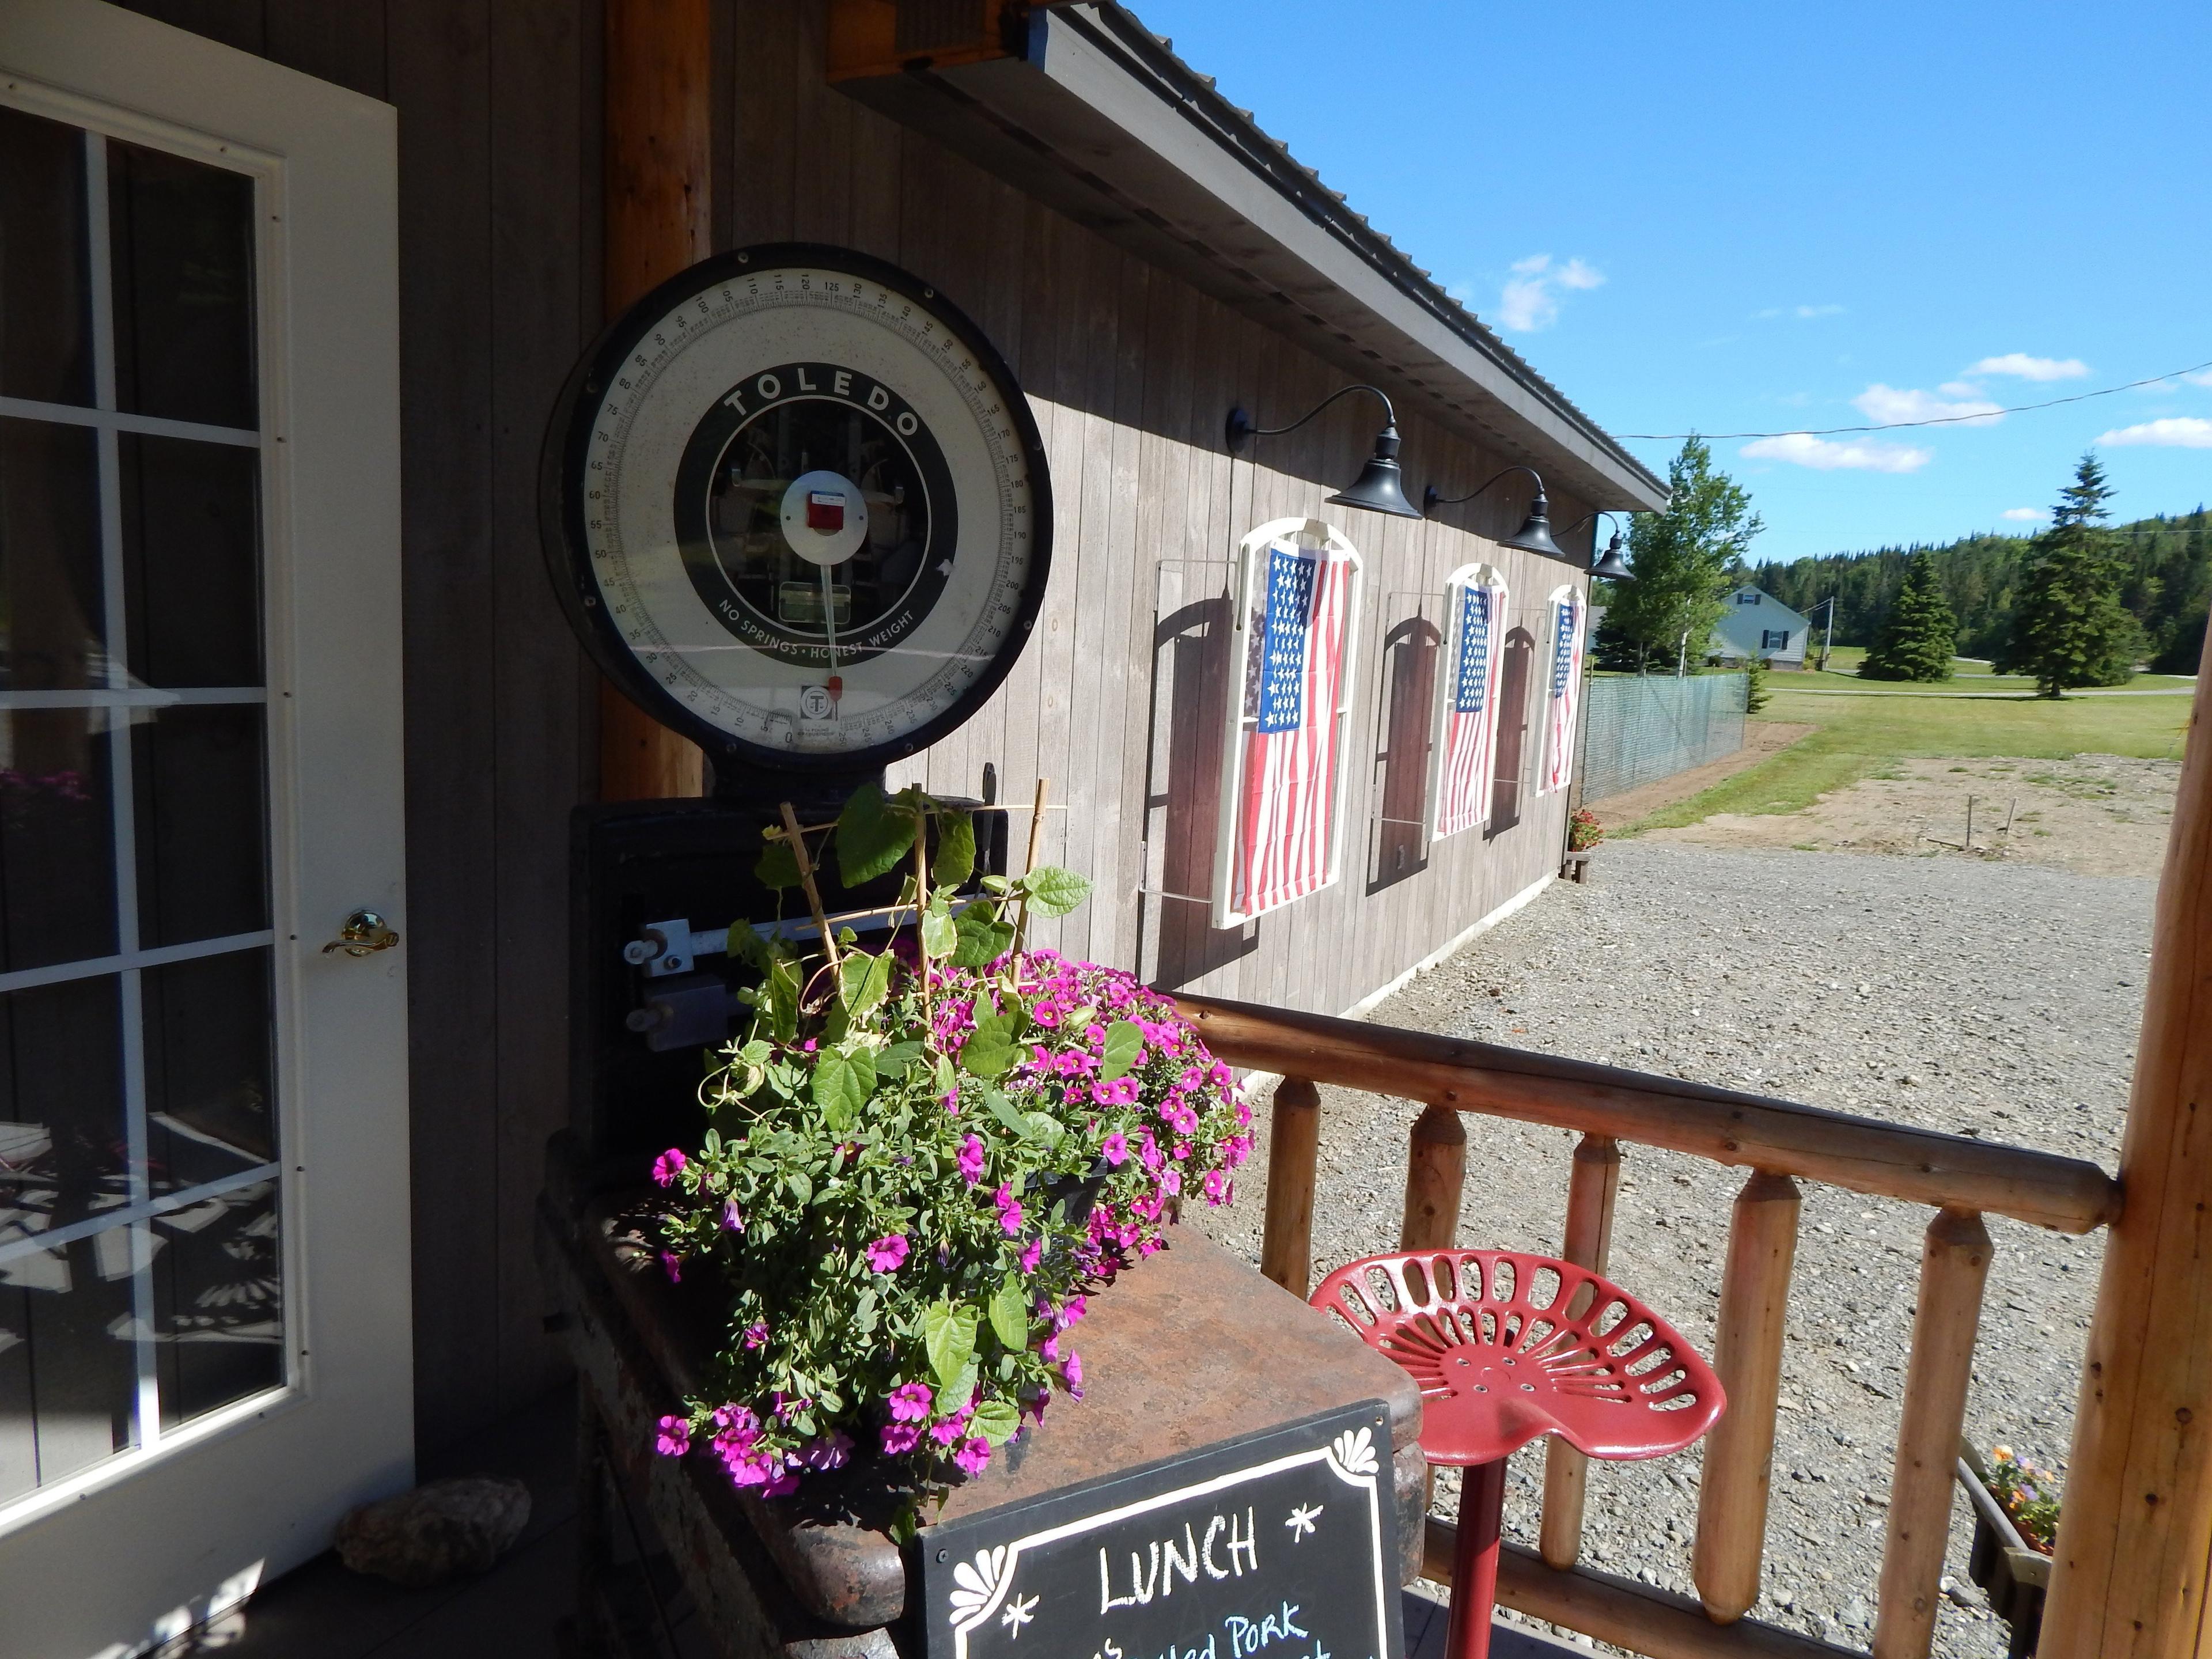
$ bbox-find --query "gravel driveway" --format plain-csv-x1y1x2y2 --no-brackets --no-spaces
1188,840,2152,1654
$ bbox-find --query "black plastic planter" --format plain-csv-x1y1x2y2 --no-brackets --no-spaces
1956,1440,2051,1658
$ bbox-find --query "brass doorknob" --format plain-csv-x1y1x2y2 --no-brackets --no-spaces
322,910,400,956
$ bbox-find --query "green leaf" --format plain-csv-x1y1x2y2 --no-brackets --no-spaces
755,836,801,891
1017,865,1091,918
785,1169,813,1205
836,783,918,887
876,1041,922,1081
812,1047,876,1128
979,873,1013,895
951,906,1016,968
961,1028,1017,1079
1021,1111,1064,1145
922,1301,977,1391
1097,1020,1145,1083
839,950,893,1019
931,810,976,888
968,1397,1021,1447
988,1279,1029,1351
920,909,959,959
932,1055,958,1099
982,1088,1036,1139
764,958,801,1041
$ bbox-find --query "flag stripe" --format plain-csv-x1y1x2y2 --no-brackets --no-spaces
1434,578,1502,838
1541,592,1586,795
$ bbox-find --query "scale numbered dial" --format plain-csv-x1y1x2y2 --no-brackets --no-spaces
544,244,1052,773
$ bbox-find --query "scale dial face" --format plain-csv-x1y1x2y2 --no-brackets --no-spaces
545,245,1052,773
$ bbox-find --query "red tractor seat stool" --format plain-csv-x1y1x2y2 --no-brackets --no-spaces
1311,1249,1725,1659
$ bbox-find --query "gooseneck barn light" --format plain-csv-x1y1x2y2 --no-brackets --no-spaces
1223,384,1423,520
1562,510,1638,581
1421,464,1566,560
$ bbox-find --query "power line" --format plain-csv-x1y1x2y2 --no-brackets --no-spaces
1618,357,2212,441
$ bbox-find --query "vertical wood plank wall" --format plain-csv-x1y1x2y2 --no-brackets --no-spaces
118,0,1593,1450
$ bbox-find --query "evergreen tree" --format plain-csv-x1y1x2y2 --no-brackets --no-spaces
1594,437,1763,673
1860,551,1957,680
1999,453,2141,697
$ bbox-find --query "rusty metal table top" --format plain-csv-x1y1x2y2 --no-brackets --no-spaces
547,1168,1422,1630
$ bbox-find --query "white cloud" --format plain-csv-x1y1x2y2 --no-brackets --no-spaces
1938,380,1986,398
1965,353,2089,381
1852,383,2003,427
1741,433,1933,473
2186,369,2212,389
2096,417,2212,449
1756,304,1845,320
2001,507,2046,522
1497,253,1604,332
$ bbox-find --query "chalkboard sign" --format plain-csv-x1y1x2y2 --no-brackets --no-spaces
917,1400,1402,1659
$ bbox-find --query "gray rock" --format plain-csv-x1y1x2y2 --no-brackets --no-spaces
335,1476,532,1588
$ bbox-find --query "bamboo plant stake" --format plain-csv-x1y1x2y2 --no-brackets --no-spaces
777,801,840,975
1012,778,1051,953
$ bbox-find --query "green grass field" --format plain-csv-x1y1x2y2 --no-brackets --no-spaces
1790,647,2195,694
1626,675,2193,832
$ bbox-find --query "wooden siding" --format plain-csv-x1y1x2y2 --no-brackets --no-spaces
115,0,1591,1450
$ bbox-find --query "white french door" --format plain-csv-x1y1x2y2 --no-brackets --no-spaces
0,4,410,1654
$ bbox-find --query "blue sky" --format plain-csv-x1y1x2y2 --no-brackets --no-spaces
1131,1,2212,563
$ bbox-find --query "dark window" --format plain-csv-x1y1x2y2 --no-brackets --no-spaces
1761,629,1791,650
1736,591,1759,604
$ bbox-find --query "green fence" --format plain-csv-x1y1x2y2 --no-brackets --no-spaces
1581,672,1748,802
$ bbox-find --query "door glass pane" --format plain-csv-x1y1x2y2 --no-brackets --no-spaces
0,714,118,973
120,434,263,687
0,108,93,408
107,139,257,432
0,417,106,694
154,1177,279,1429
134,704,269,948
142,949,273,1196
0,1244,138,1503
0,977,128,1252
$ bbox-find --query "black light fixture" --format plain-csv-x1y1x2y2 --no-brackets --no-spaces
1224,384,1423,520
1421,464,1566,559
1562,511,1638,581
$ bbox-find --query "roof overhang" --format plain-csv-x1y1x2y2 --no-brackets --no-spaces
831,2,1666,513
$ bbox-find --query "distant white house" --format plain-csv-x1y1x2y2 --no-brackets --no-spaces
1711,585,1810,668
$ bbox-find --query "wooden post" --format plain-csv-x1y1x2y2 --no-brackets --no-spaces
1260,1079,1321,1298
1694,1171,1802,1623
1399,1104,1467,1252
1872,1209,1991,1659
1541,1135,1623,1569
599,0,708,801
2043,641,2212,1659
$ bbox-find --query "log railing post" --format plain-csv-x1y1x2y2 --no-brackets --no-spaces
1541,1135,1622,1569
1399,1103,1467,1252
1693,1171,1802,1622
1260,1078,1321,1298
2041,636,2212,1659
1872,1208,1992,1659
600,0,708,801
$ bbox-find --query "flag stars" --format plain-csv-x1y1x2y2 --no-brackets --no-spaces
1285,1502,1324,1541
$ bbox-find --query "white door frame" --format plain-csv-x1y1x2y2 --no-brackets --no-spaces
0,3,410,1653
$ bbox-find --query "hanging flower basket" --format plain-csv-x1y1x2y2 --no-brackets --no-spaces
1956,1439,2055,1658
646,785,1253,1533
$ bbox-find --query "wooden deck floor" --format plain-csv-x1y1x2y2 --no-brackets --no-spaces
153,1385,1578,1659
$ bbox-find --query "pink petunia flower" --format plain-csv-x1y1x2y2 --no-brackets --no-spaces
652,1148,687,1187
1039,1335,1059,1363
1100,1131,1128,1168
1019,1237,1043,1274
888,1381,934,1422
1204,1168,1230,1205
1055,1297,1088,1332
655,1415,691,1457
1062,1351,1084,1399
953,1437,992,1476
865,1233,910,1274
721,1197,745,1232
801,1431,854,1471
742,1320,768,1350
880,1422,922,1455
958,1134,987,1185
659,1251,683,1283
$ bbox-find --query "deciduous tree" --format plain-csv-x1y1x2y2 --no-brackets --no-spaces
1595,438,1762,673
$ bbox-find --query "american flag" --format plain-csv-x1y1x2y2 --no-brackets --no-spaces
1431,574,1502,839
1540,588,1586,795
1228,539,1355,920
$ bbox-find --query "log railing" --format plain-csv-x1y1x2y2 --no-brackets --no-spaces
1171,992,2123,1659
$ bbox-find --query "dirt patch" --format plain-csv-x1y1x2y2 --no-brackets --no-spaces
1582,720,1817,827
1642,752,2179,877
